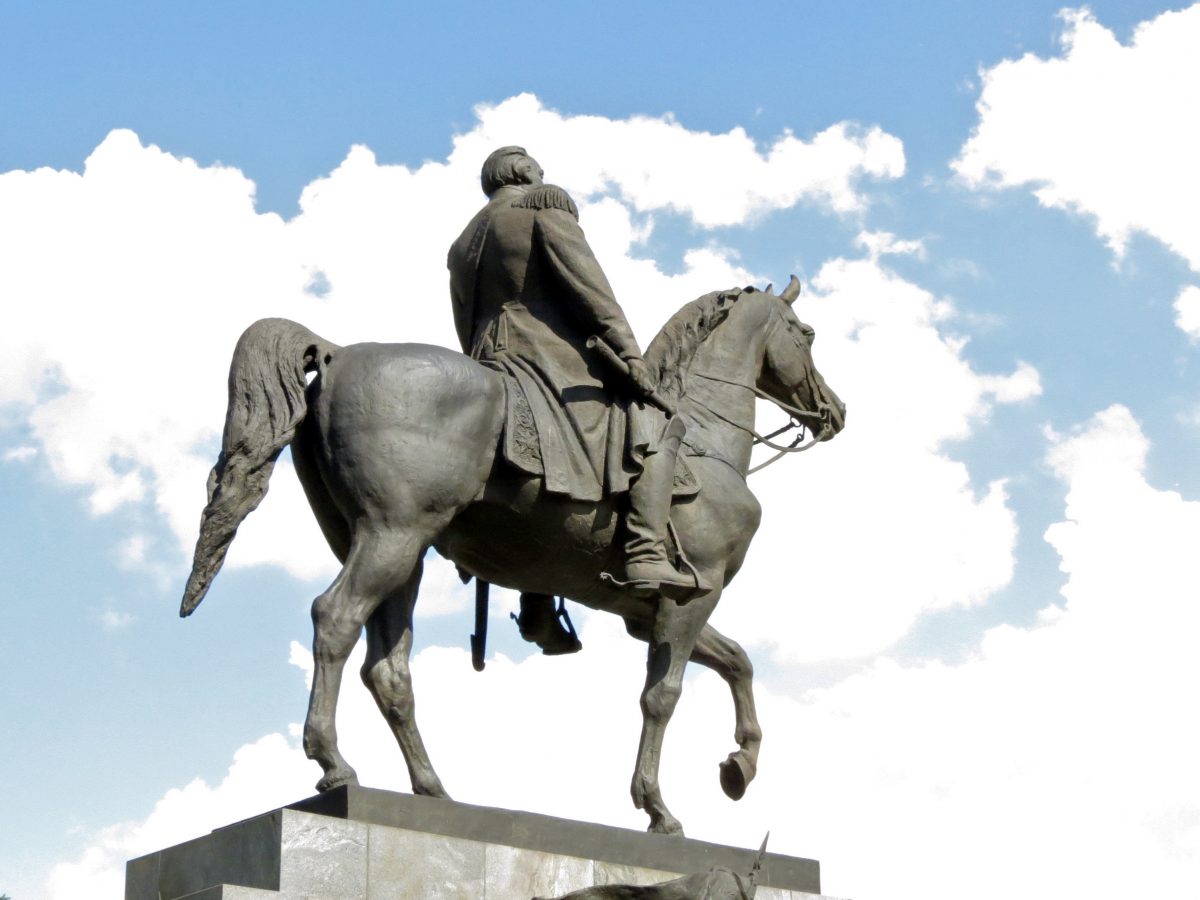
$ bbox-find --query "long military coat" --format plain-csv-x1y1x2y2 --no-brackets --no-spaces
448,183,644,501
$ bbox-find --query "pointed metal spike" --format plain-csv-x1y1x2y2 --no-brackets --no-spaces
748,831,770,885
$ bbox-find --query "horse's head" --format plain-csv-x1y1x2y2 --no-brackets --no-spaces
757,277,846,441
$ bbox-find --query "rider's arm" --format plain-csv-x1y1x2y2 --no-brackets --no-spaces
448,270,474,354
447,235,477,354
534,209,644,364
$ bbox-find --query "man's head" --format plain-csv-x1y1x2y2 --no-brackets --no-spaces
481,146,544,197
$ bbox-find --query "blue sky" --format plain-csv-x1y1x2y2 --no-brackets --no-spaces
3,3,1200,898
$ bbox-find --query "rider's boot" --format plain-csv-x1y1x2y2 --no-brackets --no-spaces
516,593,581,655
623,418,711,598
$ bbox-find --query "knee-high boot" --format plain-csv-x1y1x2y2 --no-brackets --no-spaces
623,417,710,594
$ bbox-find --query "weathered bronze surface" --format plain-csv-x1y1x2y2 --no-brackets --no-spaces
180,149,845,835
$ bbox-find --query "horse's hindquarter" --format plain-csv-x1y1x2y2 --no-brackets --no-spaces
305,343,505,524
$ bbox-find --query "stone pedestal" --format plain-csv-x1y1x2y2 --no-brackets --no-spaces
126,785,836,899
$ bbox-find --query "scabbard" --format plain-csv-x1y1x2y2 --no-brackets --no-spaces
586,335,676,416
470,579,488,672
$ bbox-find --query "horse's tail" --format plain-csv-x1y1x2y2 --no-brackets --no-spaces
180,318,340,617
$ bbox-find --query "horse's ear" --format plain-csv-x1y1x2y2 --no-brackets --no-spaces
780,275,801,305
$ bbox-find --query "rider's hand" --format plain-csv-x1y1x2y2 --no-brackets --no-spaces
625,358,658,399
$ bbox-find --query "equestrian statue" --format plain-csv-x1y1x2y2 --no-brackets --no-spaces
180,147,845,835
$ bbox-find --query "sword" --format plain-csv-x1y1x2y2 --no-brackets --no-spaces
586,335,676,416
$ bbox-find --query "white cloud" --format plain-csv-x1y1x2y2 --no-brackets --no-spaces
1,96,1031,665
0,96,906,596
855,228,926,260
46,733,313,899
719,254,1039,662
954,5,1200,271
0,129,331,584
51,407,1200,899
98,609,135,630
1174,284,1200,340
980,359,1042,403
454,94,906,226
413,549,475,618
118,535,148,567
3,444,37,462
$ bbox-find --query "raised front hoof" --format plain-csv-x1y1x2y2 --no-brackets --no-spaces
719,753,756,801
316,768,359,793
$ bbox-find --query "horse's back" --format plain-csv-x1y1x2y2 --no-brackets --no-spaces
301,342,505,523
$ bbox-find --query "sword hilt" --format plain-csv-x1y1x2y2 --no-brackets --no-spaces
586,335,676,416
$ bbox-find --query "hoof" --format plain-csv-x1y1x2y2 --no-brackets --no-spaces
316,769,358,793
413,781,450,800
648,814,685,836
719,753,755,801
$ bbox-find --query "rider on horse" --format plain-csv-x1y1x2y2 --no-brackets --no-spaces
448,147,705,653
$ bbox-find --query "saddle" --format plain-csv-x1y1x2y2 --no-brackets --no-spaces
497,371,699,499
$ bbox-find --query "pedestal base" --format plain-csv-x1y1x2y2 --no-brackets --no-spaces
126,785,835,899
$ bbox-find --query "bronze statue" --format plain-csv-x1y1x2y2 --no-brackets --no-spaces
180,149,845,835
449,146,701,653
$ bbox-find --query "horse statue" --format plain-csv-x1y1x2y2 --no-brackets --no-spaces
180,276,845,835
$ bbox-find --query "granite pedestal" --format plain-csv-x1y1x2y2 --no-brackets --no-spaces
126,785,836,899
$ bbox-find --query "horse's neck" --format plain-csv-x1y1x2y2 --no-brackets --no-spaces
680,300,769,474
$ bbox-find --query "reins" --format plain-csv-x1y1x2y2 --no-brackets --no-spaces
686,370,831,475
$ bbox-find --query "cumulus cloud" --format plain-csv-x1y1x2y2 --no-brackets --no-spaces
1,96,1031,665
98,609,135,631
1174,284,1200,340
720,253,1039,662
954,5,1200,271
3,445,37,462
46,733,313,899
50,407,1200,898
0,95,905,596
451,93,905,226
855,228,926,260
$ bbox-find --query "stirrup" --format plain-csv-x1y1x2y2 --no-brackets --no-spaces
511,598,581,656
599,566,709,602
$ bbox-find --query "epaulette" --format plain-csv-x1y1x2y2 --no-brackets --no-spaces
512,184,579,219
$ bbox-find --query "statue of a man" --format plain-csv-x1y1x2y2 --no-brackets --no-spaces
448,147,703,649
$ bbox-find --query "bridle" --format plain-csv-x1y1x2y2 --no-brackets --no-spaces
686,370,834,475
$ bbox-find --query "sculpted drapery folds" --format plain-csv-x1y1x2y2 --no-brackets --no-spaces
449,149,642,501
447,146,702,599
182,145,846,836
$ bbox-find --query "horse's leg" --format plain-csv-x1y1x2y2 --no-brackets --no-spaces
360,554,448,798
630,590,720,836
690,623,762,801
622,614,762,803
303,528,422,792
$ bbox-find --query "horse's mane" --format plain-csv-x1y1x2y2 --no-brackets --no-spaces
644,287,749,404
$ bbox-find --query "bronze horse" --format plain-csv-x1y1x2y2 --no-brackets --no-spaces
180,277,844,835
